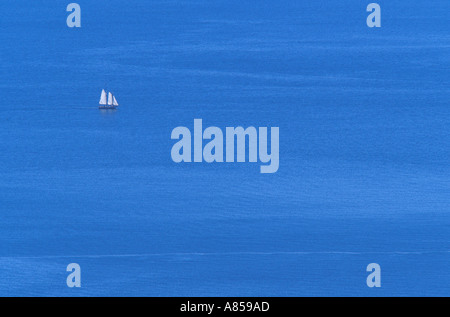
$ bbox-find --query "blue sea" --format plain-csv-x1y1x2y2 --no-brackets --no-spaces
0,0,449,296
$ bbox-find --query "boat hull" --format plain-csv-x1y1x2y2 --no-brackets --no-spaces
99,105,118,110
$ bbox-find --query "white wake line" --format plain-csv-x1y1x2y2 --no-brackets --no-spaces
1,250,450,260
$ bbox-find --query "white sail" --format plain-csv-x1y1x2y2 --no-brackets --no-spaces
99,89,107,105
108,92,113,105
113,96,119,106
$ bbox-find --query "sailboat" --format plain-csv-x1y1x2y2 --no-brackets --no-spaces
99,89,119,109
